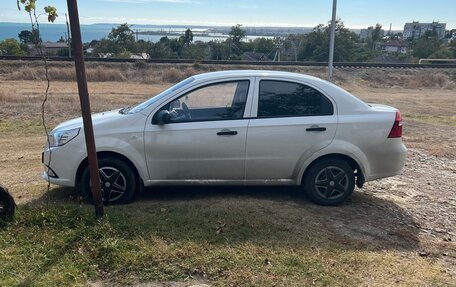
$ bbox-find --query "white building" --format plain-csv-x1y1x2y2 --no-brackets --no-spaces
377,41,408,54
403,21,446,40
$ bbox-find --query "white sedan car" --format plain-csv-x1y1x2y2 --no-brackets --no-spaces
42,70,406,205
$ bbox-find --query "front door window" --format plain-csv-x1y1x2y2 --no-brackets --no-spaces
163,80,250,123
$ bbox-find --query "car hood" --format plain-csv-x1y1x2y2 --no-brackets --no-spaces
52,109,124,132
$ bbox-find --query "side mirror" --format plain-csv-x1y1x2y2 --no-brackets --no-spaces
156,110,171,125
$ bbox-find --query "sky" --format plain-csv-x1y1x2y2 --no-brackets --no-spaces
1,0,455,29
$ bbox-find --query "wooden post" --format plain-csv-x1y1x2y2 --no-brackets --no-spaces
66,0,104,218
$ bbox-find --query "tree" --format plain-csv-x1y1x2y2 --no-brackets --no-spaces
93,23,137,55
150,44,175,59
159,36,182,58
412,30,441,58
18,30,33,44
371,24,383,43
252,37,275,54
208,40,231,60
148,37,177,59
225,24,247,57
0,38,27,56
285,34,306,61
429,48,453,59
450,40,456,58
93,38,116,55
17,30,35,54
298,20,358,62
350,46,380,62
133,39,153,54
181,42,206,60
366,23,383,50
229,24,246,46
183,28,193,47
169,38,184,57
107,23,135,53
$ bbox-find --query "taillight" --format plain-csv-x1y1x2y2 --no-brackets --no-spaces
388,111,402,138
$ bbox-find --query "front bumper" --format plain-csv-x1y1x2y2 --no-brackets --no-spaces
42,171,74,187
41,144,83,187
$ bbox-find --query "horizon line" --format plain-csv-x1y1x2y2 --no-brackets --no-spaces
0,21,410,31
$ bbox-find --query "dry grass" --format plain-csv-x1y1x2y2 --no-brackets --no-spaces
356,68,455,89
0,86,13,103
161,67,189,82
0,63,455,286
7,65,197,83
3,61,199,84
1,60,455,89
345,84,456,158
0,80,169,124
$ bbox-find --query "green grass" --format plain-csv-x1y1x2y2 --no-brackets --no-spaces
0,191,453,286
405,114,456,126
0,119,46,135
0,204,339,286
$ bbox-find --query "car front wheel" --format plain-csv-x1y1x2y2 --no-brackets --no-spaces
81,157,136,204
304,158,355,206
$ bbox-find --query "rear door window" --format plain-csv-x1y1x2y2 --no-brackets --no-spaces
258,80,333,118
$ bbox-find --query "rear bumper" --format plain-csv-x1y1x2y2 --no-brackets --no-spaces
364,139,407,181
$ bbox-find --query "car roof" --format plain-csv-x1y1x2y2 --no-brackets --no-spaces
190,70,369,113
192,70,327,83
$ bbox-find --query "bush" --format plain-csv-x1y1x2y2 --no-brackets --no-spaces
0,39,27,56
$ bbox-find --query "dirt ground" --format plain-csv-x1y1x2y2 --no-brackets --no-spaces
0,66,455,284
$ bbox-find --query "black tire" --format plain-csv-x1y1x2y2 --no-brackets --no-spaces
304,158,355,206
81,157,136,204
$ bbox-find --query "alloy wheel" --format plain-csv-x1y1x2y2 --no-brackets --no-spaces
314,166,349,200
97,166,127,203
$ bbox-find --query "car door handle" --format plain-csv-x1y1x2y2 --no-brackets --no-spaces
306,127,326,132
217,130,238,136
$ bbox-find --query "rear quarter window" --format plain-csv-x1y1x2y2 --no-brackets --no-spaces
258,80,334,118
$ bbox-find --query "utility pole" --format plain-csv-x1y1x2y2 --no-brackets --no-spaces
328,0,337,82
293,42,297,62
65,13,71,58
273,37,281,62
67,0,104,218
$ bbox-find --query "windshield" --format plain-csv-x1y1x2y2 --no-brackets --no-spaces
127,77,195,114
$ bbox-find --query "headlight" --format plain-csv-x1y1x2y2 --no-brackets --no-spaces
48,128,80,147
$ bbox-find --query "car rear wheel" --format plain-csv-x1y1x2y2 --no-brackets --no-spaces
304,158,355,206
81,157,136,204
